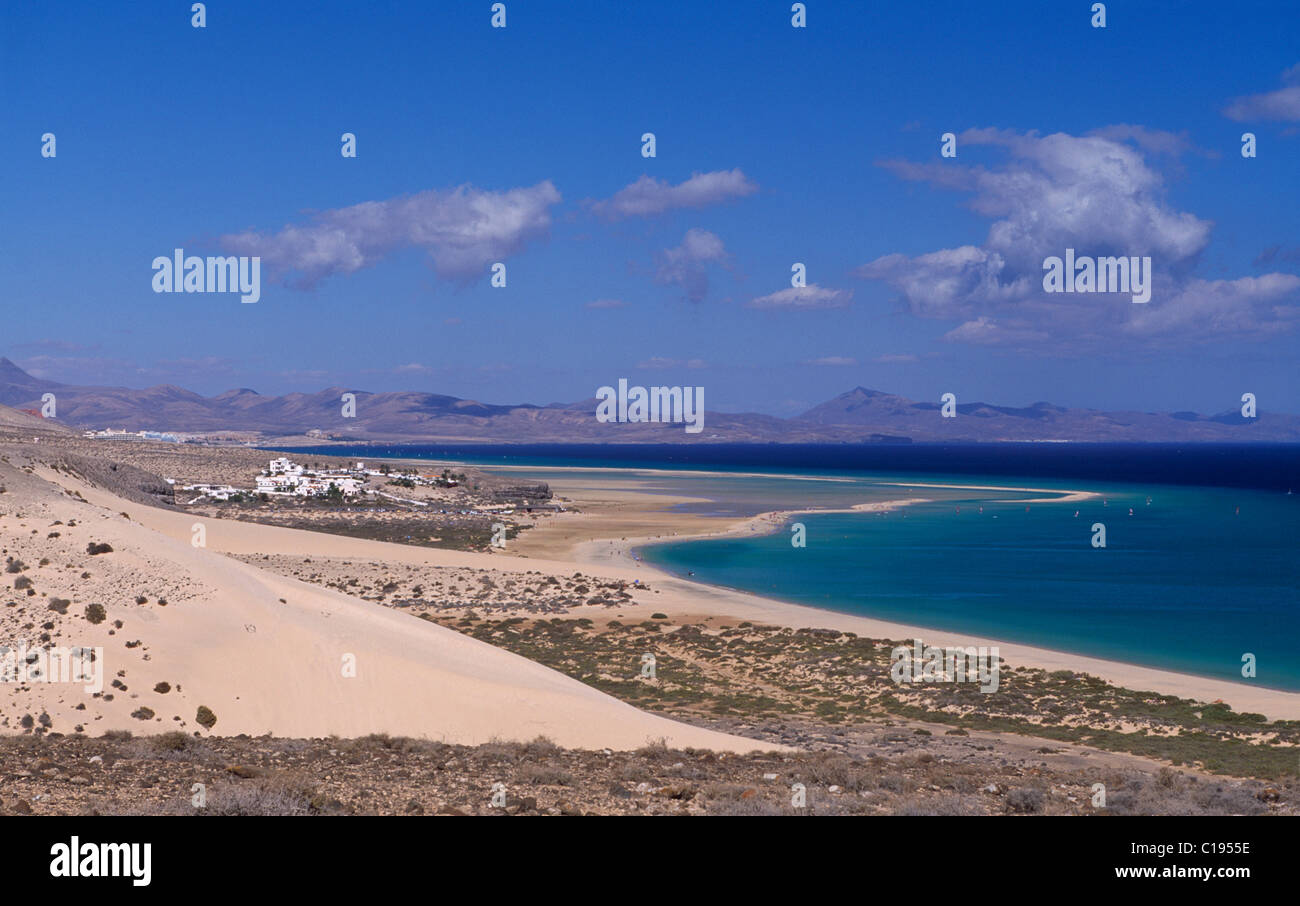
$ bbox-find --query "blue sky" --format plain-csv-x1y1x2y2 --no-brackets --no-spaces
3,0,1298,416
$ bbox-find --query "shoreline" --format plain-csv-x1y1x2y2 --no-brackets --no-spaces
873,481,1100,504
278,454,1296,716
211,450,1300,717
623,496,935,553
562,484,1300,717
39,447,1300,721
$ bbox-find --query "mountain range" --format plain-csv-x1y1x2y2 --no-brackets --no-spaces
1,357,1295,443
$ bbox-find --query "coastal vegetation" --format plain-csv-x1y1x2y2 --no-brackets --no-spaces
424,614,1300,781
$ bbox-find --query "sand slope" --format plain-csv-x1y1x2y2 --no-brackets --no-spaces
0,464,772,752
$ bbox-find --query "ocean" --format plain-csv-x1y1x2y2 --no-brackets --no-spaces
272,443,1300,693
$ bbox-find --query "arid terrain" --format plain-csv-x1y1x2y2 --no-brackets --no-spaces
2,726,1286,816
0,413,1296,816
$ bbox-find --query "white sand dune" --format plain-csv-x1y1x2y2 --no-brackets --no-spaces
5,466,774,752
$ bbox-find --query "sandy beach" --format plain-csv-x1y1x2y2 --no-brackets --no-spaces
500,470,1300,721
11,454,1299,751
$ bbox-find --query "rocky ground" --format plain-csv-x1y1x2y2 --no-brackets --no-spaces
1,727,1288,816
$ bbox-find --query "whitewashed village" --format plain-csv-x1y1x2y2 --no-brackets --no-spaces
175,456,525,517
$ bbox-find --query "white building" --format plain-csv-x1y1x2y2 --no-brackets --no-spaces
255,471,362,498
256,475,297,494
267,457,304,476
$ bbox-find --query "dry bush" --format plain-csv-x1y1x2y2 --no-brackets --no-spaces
892,795,986,816
707,795,787,816
800,752,872,792
1005,787,1046,813
517,762,574,786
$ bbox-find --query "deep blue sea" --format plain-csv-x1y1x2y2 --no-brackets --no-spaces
272,443,1300,692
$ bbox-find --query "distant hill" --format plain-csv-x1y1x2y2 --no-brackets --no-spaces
0,399,74,434
794,386,1293,442
0,357,61,399
1,358,1296,443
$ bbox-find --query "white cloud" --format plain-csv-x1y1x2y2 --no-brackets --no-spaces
590,169,757,219
804,356,857,366
859,246,1025,320
585,298,629,309
1124,274,1300,337
940,317,1050,346
1223,64,1300,121
747,284,852,310
222,181,561,286
857,128,1300,348
654,229,729,302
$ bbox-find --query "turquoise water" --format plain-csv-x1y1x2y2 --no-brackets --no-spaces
272,444,1300,693
642,481,1300,693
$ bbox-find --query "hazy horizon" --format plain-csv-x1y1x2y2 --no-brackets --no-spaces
9,353,1300,420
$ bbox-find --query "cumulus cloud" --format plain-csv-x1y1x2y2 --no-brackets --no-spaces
654,229,729,302
860,246,1028,320
856,128,1300,349
1223,64,1300,121
1124,274,1300,337
747,284,852,310
590,169,757,219
221,181,561,286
